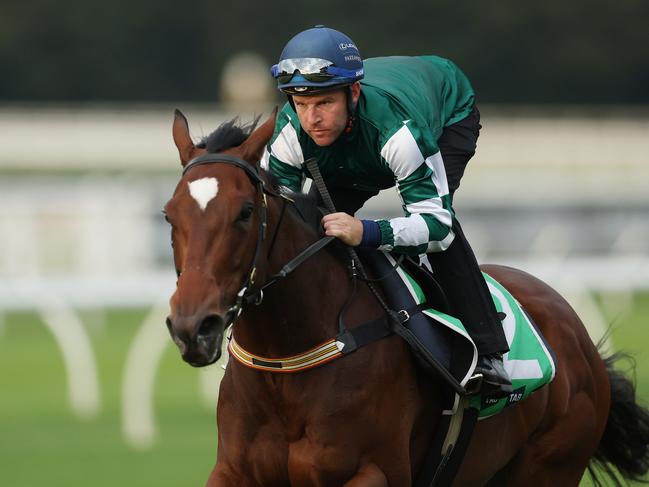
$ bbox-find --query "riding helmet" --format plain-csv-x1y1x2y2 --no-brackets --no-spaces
271,26,364,95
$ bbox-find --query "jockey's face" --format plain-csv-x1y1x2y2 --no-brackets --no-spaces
292,82,361,147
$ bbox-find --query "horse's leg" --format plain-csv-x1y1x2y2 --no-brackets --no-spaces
472,265,611,486
341,463,388,487
472,353,608,486
205,464,254,487
205,468,232,487
505,387,606,486
467,381,604,486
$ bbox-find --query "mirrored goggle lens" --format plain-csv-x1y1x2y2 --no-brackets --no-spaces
277,57,333,75
273,57,337,83
276,72,334,84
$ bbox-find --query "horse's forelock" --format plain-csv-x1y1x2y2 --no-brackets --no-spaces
197,115,262,154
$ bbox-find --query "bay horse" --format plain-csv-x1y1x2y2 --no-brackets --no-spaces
164,109,649,486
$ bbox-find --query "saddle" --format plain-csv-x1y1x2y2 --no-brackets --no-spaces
356,249,479,395
299,158,555,485
355,249,557,486
357,249,556,406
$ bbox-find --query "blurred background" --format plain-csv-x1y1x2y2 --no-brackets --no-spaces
1,1,648,485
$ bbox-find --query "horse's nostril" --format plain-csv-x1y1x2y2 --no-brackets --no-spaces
198,314,223,338
166,317,174,335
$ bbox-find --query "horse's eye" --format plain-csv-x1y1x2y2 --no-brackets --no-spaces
237,202,254,223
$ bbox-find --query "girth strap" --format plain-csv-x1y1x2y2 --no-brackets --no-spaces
336,303,429,354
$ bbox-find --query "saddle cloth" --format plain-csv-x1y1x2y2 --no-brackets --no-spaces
361,250,557,419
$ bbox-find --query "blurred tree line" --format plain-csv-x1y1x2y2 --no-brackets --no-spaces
1,0,647,104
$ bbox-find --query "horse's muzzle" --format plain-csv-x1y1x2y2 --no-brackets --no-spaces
166,312,225,367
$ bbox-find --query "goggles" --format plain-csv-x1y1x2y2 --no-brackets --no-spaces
271,57,362,84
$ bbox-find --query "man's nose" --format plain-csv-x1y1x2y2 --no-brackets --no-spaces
306,107,320,126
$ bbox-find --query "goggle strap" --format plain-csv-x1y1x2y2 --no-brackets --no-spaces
325,66,363,79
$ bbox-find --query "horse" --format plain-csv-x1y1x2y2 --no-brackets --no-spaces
164,109,649,486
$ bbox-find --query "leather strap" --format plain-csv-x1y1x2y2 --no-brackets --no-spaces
183,153,263,184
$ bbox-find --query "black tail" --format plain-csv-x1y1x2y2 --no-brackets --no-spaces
589,351,649,486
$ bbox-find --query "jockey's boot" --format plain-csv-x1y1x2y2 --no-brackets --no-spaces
426,219,512,397
475,353,512,396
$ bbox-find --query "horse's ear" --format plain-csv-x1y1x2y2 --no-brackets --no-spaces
241,107,278,166
172,109,195,166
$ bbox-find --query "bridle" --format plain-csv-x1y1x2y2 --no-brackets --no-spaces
180,153,461,392
182,153,281,320
181,152,334,322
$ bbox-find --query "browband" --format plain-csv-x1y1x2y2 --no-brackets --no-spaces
183,153,264,186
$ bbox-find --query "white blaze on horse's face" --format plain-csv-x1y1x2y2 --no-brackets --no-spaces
188,177,219,211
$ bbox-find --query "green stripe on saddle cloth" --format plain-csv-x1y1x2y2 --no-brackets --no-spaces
398,267,556,419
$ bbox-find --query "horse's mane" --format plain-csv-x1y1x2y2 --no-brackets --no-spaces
286,191,325,231
197,116,261,154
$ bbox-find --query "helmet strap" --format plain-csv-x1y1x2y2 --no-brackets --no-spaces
286,93,296,111
344,85,356,134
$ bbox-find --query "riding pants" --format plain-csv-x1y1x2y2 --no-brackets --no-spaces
426,106,509,355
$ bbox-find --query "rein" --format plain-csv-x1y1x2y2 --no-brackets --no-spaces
182,153,454,384
303,158,402,325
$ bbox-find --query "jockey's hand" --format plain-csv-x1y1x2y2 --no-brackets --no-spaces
321,212,363,246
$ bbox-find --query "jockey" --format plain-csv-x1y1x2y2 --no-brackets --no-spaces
264,25,512,395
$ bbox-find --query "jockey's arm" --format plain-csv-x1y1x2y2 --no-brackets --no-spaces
371,150,455,255
315,149,455,252
264,119,454,254
362,121,455,255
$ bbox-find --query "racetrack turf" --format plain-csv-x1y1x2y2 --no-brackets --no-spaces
1,296,647,486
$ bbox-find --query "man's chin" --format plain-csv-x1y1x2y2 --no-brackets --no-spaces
309,131,335,146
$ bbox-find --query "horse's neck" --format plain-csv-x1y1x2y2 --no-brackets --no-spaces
233,209,357,358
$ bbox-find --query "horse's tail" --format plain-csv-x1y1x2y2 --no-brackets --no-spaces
588,350,649,486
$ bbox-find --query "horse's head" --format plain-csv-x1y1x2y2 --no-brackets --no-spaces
164,109,277,367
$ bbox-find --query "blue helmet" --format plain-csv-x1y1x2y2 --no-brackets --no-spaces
271,26,364,95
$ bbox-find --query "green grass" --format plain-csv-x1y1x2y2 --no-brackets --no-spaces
0,309,216,487
580,293,649,486
1,295,648,486
603,294,649,400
